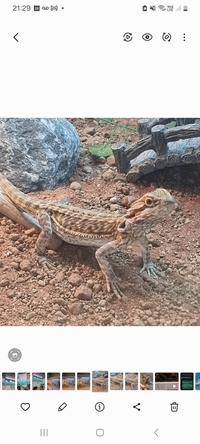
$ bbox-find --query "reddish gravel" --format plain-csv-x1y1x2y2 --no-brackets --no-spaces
0,118,200,326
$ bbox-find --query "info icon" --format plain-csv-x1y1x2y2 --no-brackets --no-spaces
95,402,105,412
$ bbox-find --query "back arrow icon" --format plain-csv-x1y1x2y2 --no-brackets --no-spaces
13,33,19,42
154,429,159,437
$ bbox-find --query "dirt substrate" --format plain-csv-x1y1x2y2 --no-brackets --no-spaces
0,118,200,326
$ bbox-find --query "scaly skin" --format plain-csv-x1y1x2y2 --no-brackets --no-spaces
0,174,176,299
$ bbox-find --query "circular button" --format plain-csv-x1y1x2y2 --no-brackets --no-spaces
8,348,22,362
96,428,104,437
95,402,105,412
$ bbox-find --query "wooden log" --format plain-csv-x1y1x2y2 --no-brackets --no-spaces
147,118,175,128
176,118,195,126
114,121,200,179
165,123,200,142
125,136,153,162
112,143,130,173
138,119,197,140
126,166,140,182
139,159,155,174
151,125,168,155
154,155,167,169
125,124,200,164
138,118,176,138
129,149,156,180
180,148,196,164
195,147,200,163
131,149,156,165
167,152,180,165
137,119,152,138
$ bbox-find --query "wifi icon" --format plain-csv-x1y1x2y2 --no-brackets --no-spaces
158,5,166,11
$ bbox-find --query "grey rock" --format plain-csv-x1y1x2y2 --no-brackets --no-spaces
68,302,84,315
109,196,119,203
102,169,116,181
82,165,93,174
68,273,83,287
0,118,80,191
75,285,93,301
70,181,82,190
106,155,116,166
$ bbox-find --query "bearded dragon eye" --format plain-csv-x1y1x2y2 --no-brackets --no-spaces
146,198,153,206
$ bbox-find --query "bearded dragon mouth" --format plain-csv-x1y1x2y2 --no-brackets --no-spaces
118,209,138,231
118,220,127,230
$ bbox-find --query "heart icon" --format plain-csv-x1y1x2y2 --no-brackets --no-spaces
20,403,30,411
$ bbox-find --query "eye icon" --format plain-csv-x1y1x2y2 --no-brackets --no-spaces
142,33,153,41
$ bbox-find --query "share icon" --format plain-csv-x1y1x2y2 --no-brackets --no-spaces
133,403,141,411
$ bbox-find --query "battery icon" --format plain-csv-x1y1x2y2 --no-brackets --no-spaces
34,5,40,11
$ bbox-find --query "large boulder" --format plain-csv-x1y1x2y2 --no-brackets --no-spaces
0,118,80,191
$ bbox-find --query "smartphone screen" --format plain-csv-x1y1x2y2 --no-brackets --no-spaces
0,1,200,443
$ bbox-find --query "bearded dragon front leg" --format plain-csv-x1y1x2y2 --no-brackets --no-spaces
95,240,127,300
32,210,55,270
139,233,162,278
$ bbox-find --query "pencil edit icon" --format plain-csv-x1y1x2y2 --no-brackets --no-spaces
58,402,67,411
